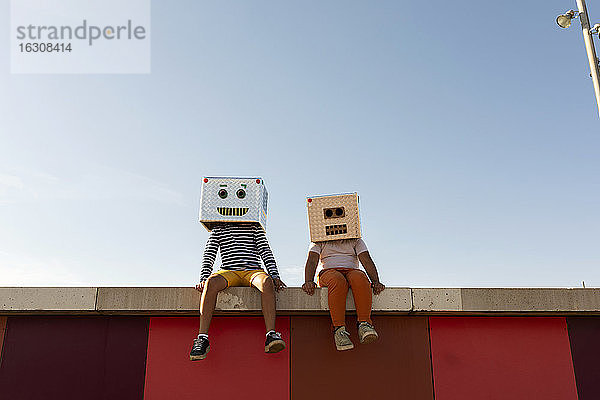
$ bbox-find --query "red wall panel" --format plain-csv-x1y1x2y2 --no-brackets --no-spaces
567,317,600,399
0,316,6,363
144,316,289,400
291,316,434,400
429,317,578,400
103,317,150,399
0,316,149,400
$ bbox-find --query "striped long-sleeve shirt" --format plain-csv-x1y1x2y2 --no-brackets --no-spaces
200,223,280,282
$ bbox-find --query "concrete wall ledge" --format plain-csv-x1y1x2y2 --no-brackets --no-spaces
2,287,600,315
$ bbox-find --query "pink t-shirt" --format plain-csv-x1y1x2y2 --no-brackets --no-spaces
308,238,368,270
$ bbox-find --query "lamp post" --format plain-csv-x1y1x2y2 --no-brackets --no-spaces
557,0,600,117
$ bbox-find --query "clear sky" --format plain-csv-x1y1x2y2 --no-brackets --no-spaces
0,0,598,288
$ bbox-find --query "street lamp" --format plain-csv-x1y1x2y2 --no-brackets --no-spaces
557,0,600,117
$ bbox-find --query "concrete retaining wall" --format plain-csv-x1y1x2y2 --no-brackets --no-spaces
2,287,600,315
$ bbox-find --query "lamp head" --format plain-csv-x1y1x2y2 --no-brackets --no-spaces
556,10,578,28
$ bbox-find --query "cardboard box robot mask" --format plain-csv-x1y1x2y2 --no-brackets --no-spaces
199,177,268,231
307,193,361,242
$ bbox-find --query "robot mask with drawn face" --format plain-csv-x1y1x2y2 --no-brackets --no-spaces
199,177,269,231
306,193,361,242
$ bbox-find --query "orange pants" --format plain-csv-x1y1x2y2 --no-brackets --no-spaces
317,268,373,327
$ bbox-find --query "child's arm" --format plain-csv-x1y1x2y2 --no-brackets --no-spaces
358,251,385,295
197,231,219,291
254,227,286,291
302,252,320,295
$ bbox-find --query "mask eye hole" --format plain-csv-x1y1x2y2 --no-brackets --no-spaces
236,189,246,199
218,189,228,199
324,207,345,219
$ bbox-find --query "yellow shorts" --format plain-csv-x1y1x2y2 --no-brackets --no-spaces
211,269,268,288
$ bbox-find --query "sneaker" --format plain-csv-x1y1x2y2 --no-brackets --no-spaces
358,321,378,344
334,326,354,351
189,336,210,361
265,331,286,353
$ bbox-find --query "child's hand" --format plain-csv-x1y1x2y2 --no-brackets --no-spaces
302,281,317,295
273,278,287,292
371,281,385,295
195,281,205,293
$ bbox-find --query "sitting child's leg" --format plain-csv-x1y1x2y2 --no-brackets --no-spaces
199,274,228,334
250,272,276,332
318,269,355,351
345,269,373,324
318,269,349,328
345,269,378,344
190,273,228,361
250,271,286,353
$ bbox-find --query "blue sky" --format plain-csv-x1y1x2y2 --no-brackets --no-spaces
0,0,598,287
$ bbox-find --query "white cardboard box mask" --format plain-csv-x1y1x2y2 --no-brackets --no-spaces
199,177,268,231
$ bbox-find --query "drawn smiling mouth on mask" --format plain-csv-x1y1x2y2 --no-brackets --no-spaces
217,207,249,216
